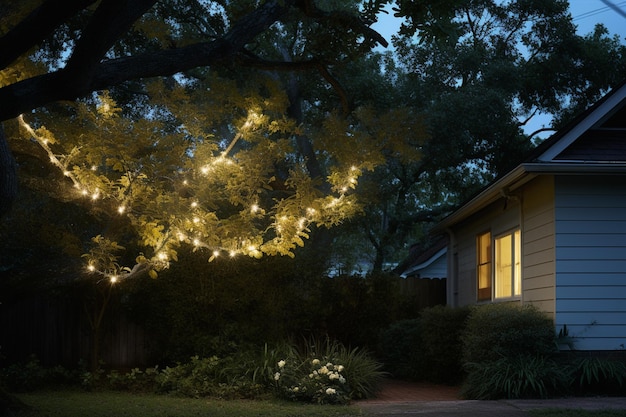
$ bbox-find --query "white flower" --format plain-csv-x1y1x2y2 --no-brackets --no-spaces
336,365,344,372
326,362,333,367
329,372,339,380
326,388,336,395
278,360,286,368
319,366,329,375
309,373,315,379
339,375,346,384
293,386,299,392
274,372,281,381
312,359,320,365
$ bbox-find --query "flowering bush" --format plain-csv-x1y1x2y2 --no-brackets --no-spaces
273,357,351,404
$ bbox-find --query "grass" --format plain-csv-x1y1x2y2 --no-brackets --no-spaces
530,410,626,417
15,390,363,417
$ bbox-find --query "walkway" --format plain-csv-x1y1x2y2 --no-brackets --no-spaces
357,379,626,416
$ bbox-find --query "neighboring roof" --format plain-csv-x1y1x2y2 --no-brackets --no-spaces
394,236,448,277
434,80,626,232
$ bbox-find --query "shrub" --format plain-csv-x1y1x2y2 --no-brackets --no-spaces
569,357,626,396
0,356,78,392
461,303,557,364
418,305,470,384
378,319,422,379
156,356,222,398
273,338,385,404
106,367,160,392
462,355,569,399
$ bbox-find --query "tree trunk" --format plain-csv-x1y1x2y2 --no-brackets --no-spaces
0,123,18,217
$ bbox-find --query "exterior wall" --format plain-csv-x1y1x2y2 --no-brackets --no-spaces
449,194,522,307
554,175,626,350
520,176,556,316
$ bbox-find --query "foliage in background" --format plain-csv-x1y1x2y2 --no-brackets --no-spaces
378,318,422,380
379,305,469,383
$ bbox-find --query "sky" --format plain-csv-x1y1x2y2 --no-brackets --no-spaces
373,0,626,47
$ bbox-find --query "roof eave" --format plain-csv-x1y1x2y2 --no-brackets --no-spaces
433,162,626,232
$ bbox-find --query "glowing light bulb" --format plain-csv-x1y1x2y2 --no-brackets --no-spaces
91,165,97,171
110,276,118,283
193,217,200,224
201,166,209,174
117,205,125,214
251,204,259,213
157,252,167,261
191,201,198,208
212,250,220,257
193,238,200,247
87,265,95,272
229,251,236,258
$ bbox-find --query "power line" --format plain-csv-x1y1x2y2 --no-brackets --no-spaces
572,0,626,21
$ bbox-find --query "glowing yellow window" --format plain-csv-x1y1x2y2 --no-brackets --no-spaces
494,230,521,299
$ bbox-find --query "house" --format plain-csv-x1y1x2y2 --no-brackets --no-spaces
394,237,448,279
433,81,626,351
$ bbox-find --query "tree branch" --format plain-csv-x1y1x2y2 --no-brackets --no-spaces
0,0,97,70
0,0,292,121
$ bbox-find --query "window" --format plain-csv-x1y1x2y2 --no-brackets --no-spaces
476,232,492,301
476,229,521,301
494,230,521,299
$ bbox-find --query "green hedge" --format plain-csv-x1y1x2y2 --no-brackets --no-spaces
461,303,557,365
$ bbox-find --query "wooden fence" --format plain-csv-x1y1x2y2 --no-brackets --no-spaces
1,277,446,370
0,292,148,369
398,276,447,310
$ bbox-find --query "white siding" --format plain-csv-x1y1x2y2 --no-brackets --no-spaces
554,175,626,350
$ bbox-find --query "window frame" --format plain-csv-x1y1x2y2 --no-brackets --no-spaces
476,228,521,302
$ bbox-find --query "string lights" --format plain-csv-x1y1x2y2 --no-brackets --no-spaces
19,100,365,284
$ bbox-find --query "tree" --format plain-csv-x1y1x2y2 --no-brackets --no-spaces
0,0,389,212
341,0,626,271
0,0,400,281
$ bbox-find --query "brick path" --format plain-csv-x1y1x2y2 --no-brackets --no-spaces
361,379,461,403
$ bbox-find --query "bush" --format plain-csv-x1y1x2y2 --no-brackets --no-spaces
273,338,385,404
378,319,422,379
418,305,470,384
461,303,557,364
156,356,222,398
379,306,470,383
462,355,569,399
106,367,160,392
0,356,78,392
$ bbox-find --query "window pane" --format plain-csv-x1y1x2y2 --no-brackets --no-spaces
495,234,512,298
477,232,492,301
514,230,521,296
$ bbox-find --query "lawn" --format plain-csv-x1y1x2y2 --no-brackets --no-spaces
530,410,626,417
15,390,363,417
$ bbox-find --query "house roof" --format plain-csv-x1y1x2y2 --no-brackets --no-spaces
393,236,448,278
434,80,626,232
